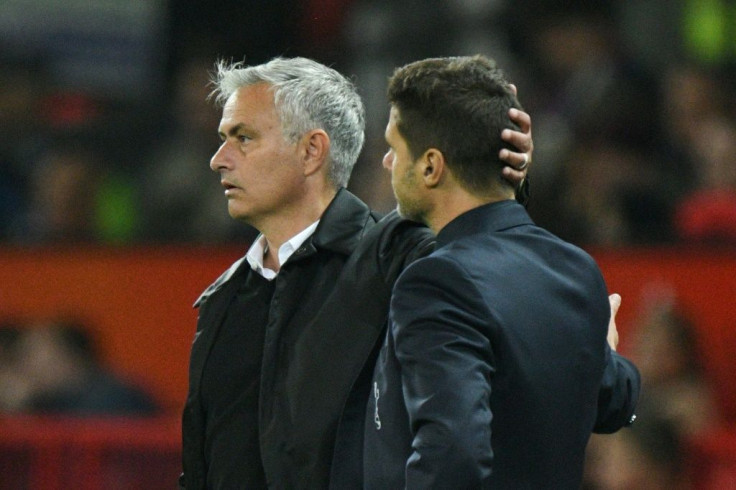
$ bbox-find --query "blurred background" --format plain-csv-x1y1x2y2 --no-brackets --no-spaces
1,0,735,488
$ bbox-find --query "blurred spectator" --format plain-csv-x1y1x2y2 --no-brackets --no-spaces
503,4,674,246
631,287,722,436
666,66,736,244
4,130,143,245
658,63,731,189
547,137,673,247
505,3,623,183
584,416,687,490
583,285,723,489
9,140,100,244
673,120,736,243
674,124,736,245
0,54,50,241
0,323,27,413
0,320,159,416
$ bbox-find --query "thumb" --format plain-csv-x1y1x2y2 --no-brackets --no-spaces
609,293,621,315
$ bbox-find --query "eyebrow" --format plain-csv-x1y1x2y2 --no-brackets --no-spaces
219,123,249,138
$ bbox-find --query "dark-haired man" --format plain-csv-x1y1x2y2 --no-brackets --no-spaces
363,55,640,489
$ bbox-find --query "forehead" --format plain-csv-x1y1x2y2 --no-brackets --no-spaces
220,83,279,129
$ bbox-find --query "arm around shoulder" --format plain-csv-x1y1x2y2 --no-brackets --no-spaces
374,211,435,285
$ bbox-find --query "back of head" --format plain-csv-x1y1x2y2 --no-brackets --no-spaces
387,55,522,197
210,57,365,188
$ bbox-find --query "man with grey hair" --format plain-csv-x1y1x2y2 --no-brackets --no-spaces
179,56,533,489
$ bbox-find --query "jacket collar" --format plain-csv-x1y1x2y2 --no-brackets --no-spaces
436,199,534,248
308,187,374,255
193,188,373,307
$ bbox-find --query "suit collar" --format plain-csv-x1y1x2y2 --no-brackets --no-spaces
309,187,374,255
193,188,372,307
436,199,534,247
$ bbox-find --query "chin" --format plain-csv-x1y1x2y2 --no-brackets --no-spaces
227,204,250,222
396,203,425,225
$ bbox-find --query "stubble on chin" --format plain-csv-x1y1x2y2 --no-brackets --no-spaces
396,201,425,225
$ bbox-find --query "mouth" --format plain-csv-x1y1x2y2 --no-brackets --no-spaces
221,180,240,195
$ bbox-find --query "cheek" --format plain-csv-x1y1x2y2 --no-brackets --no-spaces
390,164,403,189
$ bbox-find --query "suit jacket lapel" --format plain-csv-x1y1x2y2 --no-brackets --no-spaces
188,263,250,402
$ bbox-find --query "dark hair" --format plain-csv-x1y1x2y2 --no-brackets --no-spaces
387,55,522,196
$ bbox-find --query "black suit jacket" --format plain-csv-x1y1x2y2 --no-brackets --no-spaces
180,189,433,489
364,200,640,489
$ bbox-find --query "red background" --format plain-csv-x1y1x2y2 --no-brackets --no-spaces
1,245,734,419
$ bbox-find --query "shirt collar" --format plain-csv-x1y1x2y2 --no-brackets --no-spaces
245,220,320,280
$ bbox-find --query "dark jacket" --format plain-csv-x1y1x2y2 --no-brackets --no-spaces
180,189,433,489
363,200,640,489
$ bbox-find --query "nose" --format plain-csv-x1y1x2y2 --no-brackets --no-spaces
210,142,230,172
382,150,393,171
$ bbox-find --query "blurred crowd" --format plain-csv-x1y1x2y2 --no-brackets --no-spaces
583,284,724,489
1,0,735,247
1,1,735,486
0,319,159,416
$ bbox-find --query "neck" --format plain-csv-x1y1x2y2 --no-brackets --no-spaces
259,187,337,271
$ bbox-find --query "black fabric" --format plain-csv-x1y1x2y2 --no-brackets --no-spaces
182,189,387,489
181,189,436,489
363,201,640,488
200,270,274,489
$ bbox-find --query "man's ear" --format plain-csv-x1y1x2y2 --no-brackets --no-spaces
420,148,445,188
302,129,330,177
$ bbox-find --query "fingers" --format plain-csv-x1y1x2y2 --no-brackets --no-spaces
609,293,622,316
508,107,531,134
501,165,526,185
501,109,533,160
499,146,530,171
607,293,622,351
500,105,534,184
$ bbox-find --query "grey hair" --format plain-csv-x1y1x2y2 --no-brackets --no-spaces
210,57,365,188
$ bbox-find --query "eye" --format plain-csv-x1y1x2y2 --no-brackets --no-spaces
238,134,252,143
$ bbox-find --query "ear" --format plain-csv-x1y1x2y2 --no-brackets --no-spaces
419,148,445,188
301,129,330,177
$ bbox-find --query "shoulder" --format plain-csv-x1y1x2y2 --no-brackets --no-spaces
346,210,435,287
373,211,435,265
392,251,482,314
389,252,492,347
193,256,247,308
395,250,469,292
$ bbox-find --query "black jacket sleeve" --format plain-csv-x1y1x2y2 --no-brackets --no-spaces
593,348,641,433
